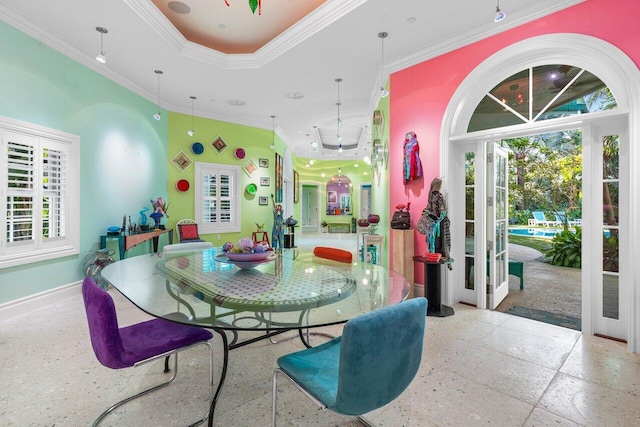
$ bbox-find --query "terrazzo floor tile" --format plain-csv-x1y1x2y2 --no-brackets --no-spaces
406,366,534,426
560,335,640,394
472,322,576,370
425,339,557,405
523,407,582,427
500,313,582,346
539,372,640,426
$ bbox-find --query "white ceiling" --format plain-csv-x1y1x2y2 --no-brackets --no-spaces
0,0,582,160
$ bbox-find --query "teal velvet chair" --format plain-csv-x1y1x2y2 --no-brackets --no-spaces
272,297,427,426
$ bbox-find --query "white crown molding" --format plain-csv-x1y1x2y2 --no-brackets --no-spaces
125,0,368,70
0,3,163,108
388,0,586,75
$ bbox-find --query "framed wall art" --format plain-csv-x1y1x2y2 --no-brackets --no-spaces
243,159,258,177
171,150,193,172
293,170,299,203
258,196,268,205
259,158,269,168
210,135,228,154
327,190,337,204
275,153,283,203
260,177,270,186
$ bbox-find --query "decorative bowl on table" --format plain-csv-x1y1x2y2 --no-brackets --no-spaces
214,251,273,269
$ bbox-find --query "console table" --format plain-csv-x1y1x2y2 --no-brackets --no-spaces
100,229,173,260
413,255,454,317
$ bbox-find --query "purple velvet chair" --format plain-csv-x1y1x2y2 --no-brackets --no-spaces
82,277,214,426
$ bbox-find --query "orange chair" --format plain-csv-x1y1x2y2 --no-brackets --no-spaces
313,246,353,264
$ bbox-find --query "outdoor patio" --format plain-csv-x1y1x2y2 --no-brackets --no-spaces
496,244,582,329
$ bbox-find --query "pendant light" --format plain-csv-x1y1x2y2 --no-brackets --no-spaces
153,70,163,121
187,96,196,136
305,133,311,168
95,27,108,64
378,32,389,98
335,78,343,153
494,0,506,22
270,115,276,149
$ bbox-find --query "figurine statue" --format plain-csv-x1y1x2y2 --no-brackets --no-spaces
271,194,284,249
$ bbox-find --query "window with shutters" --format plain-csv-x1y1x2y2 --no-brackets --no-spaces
195,162,241,234
0,117,80,268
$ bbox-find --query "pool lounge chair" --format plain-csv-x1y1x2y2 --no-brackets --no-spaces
555,211,582,227
529,211,559,227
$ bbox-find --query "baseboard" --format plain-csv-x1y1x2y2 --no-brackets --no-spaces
0,280,82,323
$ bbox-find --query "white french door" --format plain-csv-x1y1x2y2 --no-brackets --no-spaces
583,118,628,340
487,142,509,309
450,140,508,309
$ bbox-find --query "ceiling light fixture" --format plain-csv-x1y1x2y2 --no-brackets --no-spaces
153,70,163,121
335,78,343,153
270,115,276,149
187,96,196,136
494,0,506,22
95,27,108,64
378,32,389,98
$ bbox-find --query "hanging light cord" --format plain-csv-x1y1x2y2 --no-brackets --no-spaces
270,115,276,149
188,96,196,136
336,78,343,152
378,32,389,97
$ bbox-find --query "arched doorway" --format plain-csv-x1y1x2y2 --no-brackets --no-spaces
442,34,640,352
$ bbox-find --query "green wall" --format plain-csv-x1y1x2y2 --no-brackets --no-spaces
0,21,168,303
165,111,284,246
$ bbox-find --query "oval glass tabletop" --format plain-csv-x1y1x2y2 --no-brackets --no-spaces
101,248,410,331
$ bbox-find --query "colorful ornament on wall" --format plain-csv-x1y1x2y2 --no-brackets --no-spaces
234,147,246,160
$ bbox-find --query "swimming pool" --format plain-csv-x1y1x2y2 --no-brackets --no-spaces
509,228,609,238
509,228,562,238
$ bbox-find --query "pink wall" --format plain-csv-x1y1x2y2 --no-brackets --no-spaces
389,0,640,284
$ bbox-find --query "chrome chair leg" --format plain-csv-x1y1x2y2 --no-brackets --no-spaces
92,341,213,426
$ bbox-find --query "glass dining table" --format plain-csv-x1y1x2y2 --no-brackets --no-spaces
101,247,411,426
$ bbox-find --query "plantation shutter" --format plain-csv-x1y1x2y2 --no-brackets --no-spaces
196,163,241,233
1,118,79,268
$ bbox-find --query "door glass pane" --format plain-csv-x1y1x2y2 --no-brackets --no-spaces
602,273,619,320
603,135,619,179
497,155,507,188
465,153,475,185
465,222,475,291
603,231,619,273
602,182,618,226
496,222,506,254
465,151,475,291
496,252,506,285
465,188,474,220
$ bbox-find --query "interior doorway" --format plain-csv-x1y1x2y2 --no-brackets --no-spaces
301,184,319,232
494,130,584,330
360,184,372,219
